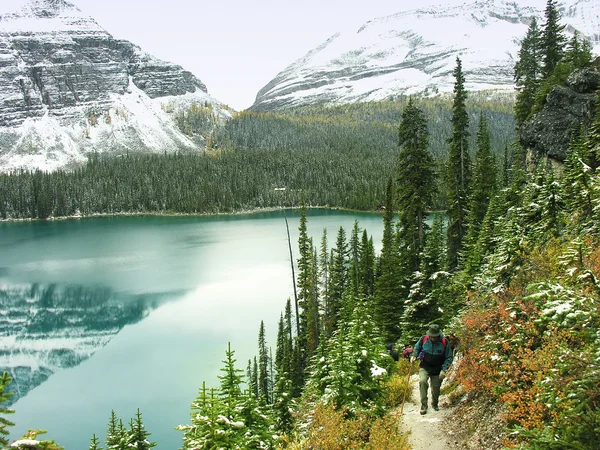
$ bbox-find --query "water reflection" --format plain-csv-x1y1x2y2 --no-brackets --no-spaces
0,282,179,406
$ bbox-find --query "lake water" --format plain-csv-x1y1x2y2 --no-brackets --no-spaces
0,209,385,449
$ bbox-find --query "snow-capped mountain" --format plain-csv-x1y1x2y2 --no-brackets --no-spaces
0,0,231,172
251,0,600,111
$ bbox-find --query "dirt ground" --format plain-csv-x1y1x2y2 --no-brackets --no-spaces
400,374,462,450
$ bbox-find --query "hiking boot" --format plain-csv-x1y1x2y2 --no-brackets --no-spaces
432,404,439,411
420,405,427,415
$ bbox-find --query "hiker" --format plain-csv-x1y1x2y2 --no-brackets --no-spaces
386,343,399,362
411,323,453,415
401,343,413,360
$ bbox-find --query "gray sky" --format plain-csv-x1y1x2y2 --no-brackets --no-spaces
4,0,543,110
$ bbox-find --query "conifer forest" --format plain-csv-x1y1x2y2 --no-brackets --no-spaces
2,1,600,448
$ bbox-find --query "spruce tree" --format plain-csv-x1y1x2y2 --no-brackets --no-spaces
318,229,330,320
359,230,375,297
541,0,566,79
399,215,448,340
348,220,362,296
0,372,15,448
219,342,244,416
325,226,348,335
563,31,593,71
257,321,271,404
106,410,126,450
463,114,497,259
396,97,436,274
514,17,542,127
446,57,471,270
127,409,156,450
89,434,103,450
374,179,402,341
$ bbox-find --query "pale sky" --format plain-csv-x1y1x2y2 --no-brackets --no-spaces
3,0,545,110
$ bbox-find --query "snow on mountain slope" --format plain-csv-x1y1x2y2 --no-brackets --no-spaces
0,0,231,172
251,0,600,111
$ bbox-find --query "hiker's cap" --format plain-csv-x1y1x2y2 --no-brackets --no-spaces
427,323,441,337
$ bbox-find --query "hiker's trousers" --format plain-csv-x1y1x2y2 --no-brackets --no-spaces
419,368,442,408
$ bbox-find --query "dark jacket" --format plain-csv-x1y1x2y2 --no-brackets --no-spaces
413,336,453,375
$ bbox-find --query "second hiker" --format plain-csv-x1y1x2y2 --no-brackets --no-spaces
411,323,453,415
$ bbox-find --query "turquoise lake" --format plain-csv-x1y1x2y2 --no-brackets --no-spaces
0,209,385,449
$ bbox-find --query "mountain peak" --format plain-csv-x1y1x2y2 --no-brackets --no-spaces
2,0,81,21
251,0,599,112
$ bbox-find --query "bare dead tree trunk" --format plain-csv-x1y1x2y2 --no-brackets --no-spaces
285,215,300,337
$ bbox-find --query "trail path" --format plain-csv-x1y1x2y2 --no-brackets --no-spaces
400,374,460,450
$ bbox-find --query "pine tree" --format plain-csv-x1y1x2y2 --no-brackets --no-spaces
219,342,244,416
587,86,600,166
563,31,593,71
374,179,402,341
348,220,362,296
514,17,542,128
396,97,436,274
257,321,271,404
127,409,156,450
564,129,594,229
106,410,126,450
325,226,348,335
359,230,375,297
178,383,224,449
399,215,448,340
89,434,103,450
446,57,471,270
318,229,330,324
541,0,566,79
463,114,497,259
0,372,15,447
534,160,564,239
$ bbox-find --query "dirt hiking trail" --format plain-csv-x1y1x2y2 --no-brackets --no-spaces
400,374,460,450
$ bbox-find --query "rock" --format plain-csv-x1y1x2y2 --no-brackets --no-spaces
519,68,599,161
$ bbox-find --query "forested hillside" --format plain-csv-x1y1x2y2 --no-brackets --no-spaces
0,94,514,220
1,1,599,449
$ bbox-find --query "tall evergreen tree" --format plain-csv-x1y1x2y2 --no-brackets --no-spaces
257,321,271,404
89,434,103,450
541,0,566,79
563,31,594,71
514,17,542,127
399,215,448,340
348,220,362,296
106,410,126,450
218,342,244,416
318,229,330,323
446,57,471,270
0,372,15,448
127,409,156,450
464,114,497,258
359,230,375,297
325,226,348,335
374,179,402,341
396,97,436,274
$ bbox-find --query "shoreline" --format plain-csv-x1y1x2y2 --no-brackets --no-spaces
0,205,391,223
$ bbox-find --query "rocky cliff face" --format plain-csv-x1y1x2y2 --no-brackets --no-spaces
0,282,165,406
250,0,600,112
0,0,230,172
520,68,599,161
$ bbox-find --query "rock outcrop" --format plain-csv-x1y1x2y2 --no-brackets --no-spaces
520,68,599,161
0,0,230,172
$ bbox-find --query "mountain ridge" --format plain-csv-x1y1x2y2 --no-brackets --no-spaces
250,0,600,111
0,0,230,172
